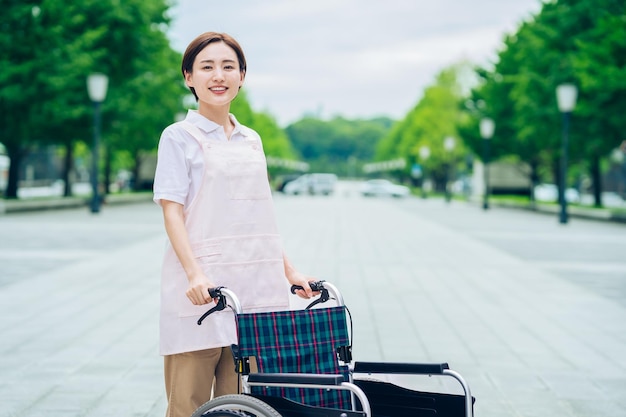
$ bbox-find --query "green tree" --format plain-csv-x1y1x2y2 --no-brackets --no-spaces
105,16,185,192
460,24,551,202
0,0,179,198
286,116,392,176
231,90,295,159
573,6,626,204
466,0,626,206
1,2,58,198
377,65,468,189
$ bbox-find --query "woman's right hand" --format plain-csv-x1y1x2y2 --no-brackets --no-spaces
186,273,216,305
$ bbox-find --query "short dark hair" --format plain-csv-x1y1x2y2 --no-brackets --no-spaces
181,32,247,101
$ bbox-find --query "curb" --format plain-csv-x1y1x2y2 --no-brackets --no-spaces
0,193,153,215
492,200,626,223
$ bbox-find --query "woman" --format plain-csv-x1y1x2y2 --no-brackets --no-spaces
153,31,315,417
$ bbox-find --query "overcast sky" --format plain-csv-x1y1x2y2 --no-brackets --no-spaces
167,0,543,126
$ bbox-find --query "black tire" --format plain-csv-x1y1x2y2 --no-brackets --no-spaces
194,410,247,417
191,394,282,417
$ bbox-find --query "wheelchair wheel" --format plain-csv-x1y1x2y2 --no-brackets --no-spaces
191,394,282,417
194,411,246,417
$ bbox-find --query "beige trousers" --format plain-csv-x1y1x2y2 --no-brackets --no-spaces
164,346,238,417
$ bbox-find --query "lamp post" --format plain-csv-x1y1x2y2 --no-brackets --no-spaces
444,136,455,202
87,73,109,213
556,84,577,224
479,118,495,210
419,146,430,198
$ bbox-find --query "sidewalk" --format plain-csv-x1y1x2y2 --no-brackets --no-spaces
283,192,626,417
0,193,625,416
0,204,167,417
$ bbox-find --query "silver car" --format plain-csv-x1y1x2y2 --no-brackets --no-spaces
360,179,410,198
284,173,337,196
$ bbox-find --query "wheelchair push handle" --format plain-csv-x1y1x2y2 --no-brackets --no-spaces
197,286,243,325
291,280,345,308
198,281,346,325
290,280,325,294
207,287,222,300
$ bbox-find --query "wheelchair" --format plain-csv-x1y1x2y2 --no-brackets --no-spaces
191,281,474,417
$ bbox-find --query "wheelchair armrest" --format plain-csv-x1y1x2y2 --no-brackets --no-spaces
247,372,344,386
354,361,449,375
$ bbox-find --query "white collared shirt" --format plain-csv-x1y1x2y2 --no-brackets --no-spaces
153,110,259,207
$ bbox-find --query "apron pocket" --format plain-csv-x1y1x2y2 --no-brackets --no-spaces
227,162,271,200
192,242,222,264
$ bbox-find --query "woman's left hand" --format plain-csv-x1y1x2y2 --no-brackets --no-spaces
283,253,319,299
288,272,317,299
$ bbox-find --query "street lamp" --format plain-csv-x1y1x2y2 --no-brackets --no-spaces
556,83,577,224
444,136,455,202
479,118,495,210
419,146,430,198
87,73,109,213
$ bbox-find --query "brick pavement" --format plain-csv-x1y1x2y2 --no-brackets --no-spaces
0,187,625,417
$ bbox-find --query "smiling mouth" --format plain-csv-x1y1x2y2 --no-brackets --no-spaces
209,87,227,92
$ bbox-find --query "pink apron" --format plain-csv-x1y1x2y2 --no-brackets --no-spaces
159,121,289,355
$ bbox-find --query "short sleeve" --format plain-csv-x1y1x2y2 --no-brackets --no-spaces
153,127,191,207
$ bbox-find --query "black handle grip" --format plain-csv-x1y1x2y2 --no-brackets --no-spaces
208,287,223,299
290,280,325,294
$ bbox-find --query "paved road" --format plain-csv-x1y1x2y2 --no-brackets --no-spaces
0,182,625,417
391,192,626,309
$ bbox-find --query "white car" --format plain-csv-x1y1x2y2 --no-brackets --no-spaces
534,184,580,203
360,179,410,198
283,173,337,196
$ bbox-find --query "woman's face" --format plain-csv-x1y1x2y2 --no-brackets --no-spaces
185,41,244,108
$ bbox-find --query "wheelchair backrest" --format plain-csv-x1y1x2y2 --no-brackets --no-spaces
235,306,352,409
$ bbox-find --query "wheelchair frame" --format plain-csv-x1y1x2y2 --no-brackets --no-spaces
191,282,474,417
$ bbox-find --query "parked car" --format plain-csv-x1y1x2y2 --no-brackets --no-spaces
534,184,580,203
283,173,337,196
580,192,625,208
275,174,301,192
360,179,410,198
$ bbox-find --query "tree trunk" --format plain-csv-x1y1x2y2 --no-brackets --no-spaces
529,159,540,209
132,150,141,191
62,141,73,197
4,144,24,199
553,158,562,205
104,145,112,195
590,155,602,207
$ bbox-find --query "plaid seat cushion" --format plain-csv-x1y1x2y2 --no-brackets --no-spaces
236,306,351,409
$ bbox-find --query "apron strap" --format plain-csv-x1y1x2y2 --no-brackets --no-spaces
179,121,206,144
